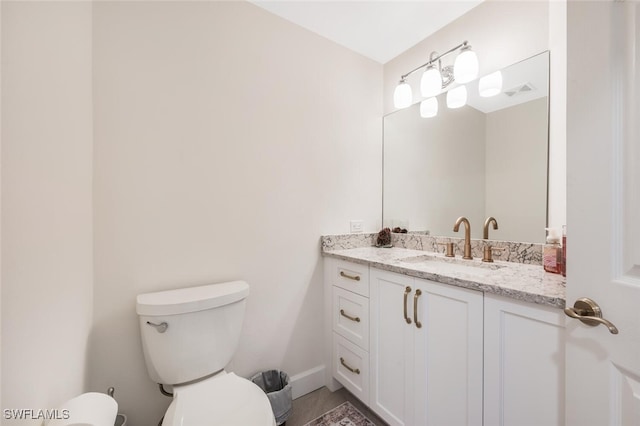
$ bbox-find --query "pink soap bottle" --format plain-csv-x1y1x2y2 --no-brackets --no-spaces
561,225,567,277
543,228,561,274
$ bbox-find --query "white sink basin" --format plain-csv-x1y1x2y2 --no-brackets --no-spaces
398,253,505,273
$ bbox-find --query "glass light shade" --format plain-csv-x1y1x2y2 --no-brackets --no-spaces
393,81,413,109
420,97,438,118
420,66,442,98
446,85,467,109
479,71,503,97
453,47,479,84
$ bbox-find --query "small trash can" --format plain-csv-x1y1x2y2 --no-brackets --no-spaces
251,370,292,425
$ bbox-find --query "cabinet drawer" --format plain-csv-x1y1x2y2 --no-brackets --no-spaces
333,286,369,350
333,333,369,404
333,260,369,297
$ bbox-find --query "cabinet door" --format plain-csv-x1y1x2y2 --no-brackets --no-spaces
413,279,484,426
484,294,565,426
370,269,414,426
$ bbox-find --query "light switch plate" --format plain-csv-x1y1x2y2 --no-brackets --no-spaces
350,220,364,234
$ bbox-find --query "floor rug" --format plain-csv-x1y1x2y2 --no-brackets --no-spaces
303,401,376,426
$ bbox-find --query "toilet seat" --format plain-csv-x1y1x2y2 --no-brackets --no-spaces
163,372,276,426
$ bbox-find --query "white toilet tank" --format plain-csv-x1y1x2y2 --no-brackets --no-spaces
136,281,249,385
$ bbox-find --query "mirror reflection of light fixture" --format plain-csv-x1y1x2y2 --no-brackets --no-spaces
420,97,438,118
393,78,413,109
393,41,478,116
446,85,467,109
479,70,503,97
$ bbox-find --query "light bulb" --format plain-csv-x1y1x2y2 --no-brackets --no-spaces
420,65,442,98
479,71,502,97
446,85,467,109
454,46,479,84
393,80,412,109
420,97,438,118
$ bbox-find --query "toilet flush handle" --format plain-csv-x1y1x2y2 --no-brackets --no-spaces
146,321,168,333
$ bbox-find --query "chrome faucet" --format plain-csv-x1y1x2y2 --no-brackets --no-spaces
483,216,498,239
453,216,473,259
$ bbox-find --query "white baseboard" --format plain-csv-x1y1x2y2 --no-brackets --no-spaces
290,365,325,400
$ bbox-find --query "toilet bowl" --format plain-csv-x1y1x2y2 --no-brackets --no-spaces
163,372,275,426
136,281,275,426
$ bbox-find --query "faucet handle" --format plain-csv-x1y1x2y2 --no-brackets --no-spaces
437,242,455,258
482,246,504,263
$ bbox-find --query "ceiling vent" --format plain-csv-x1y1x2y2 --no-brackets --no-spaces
504,83,535,97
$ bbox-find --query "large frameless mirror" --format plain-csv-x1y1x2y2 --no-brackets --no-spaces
383,51,549,243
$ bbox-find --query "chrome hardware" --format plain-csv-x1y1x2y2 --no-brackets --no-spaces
453,217,473,259
340,271,361,281
340,357,360,375
483,216,499,239
482,246,504,263
414,289,422,329
437,242,455,258
146,321,168,333
564,298,619,334
404,286,412,324
107,387,115,398
340,309,361,323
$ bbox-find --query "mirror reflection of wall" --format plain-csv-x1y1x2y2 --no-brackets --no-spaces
383,51,549,243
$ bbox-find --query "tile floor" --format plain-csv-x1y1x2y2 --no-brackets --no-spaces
287,387,387,426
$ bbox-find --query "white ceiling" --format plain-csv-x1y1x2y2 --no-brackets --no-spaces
248,1,484,64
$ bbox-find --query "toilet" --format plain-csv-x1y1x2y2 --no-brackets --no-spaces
46,392,117,426
136,281,276,426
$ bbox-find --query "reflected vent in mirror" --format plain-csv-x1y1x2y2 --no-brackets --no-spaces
504,82,535,97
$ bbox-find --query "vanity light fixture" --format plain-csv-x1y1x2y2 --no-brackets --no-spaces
420,54,444,98
393,78,413,109
453,44,479,84
479,70,503,97
393,41,479,111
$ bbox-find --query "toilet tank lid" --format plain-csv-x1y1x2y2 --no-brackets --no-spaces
136,281,249,316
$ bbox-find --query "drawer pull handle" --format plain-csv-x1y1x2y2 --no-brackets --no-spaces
414,289,422,329
340,357,360,375
404,286,412,324
340,271,361,281
340,309,361,323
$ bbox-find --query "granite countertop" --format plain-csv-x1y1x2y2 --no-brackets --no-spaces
323,246,566,309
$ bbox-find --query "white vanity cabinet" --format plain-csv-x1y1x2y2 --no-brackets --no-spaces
483,294,565,426
324,256,565,426
369,268,483,426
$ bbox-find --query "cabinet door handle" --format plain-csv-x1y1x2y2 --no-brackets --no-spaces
404,286,412,324
340,357,361,375
340,309,361,323
414,289,422,329
340,271,361,281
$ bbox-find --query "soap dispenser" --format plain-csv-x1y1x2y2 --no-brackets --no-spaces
561,225,567,277
543,228,561,274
